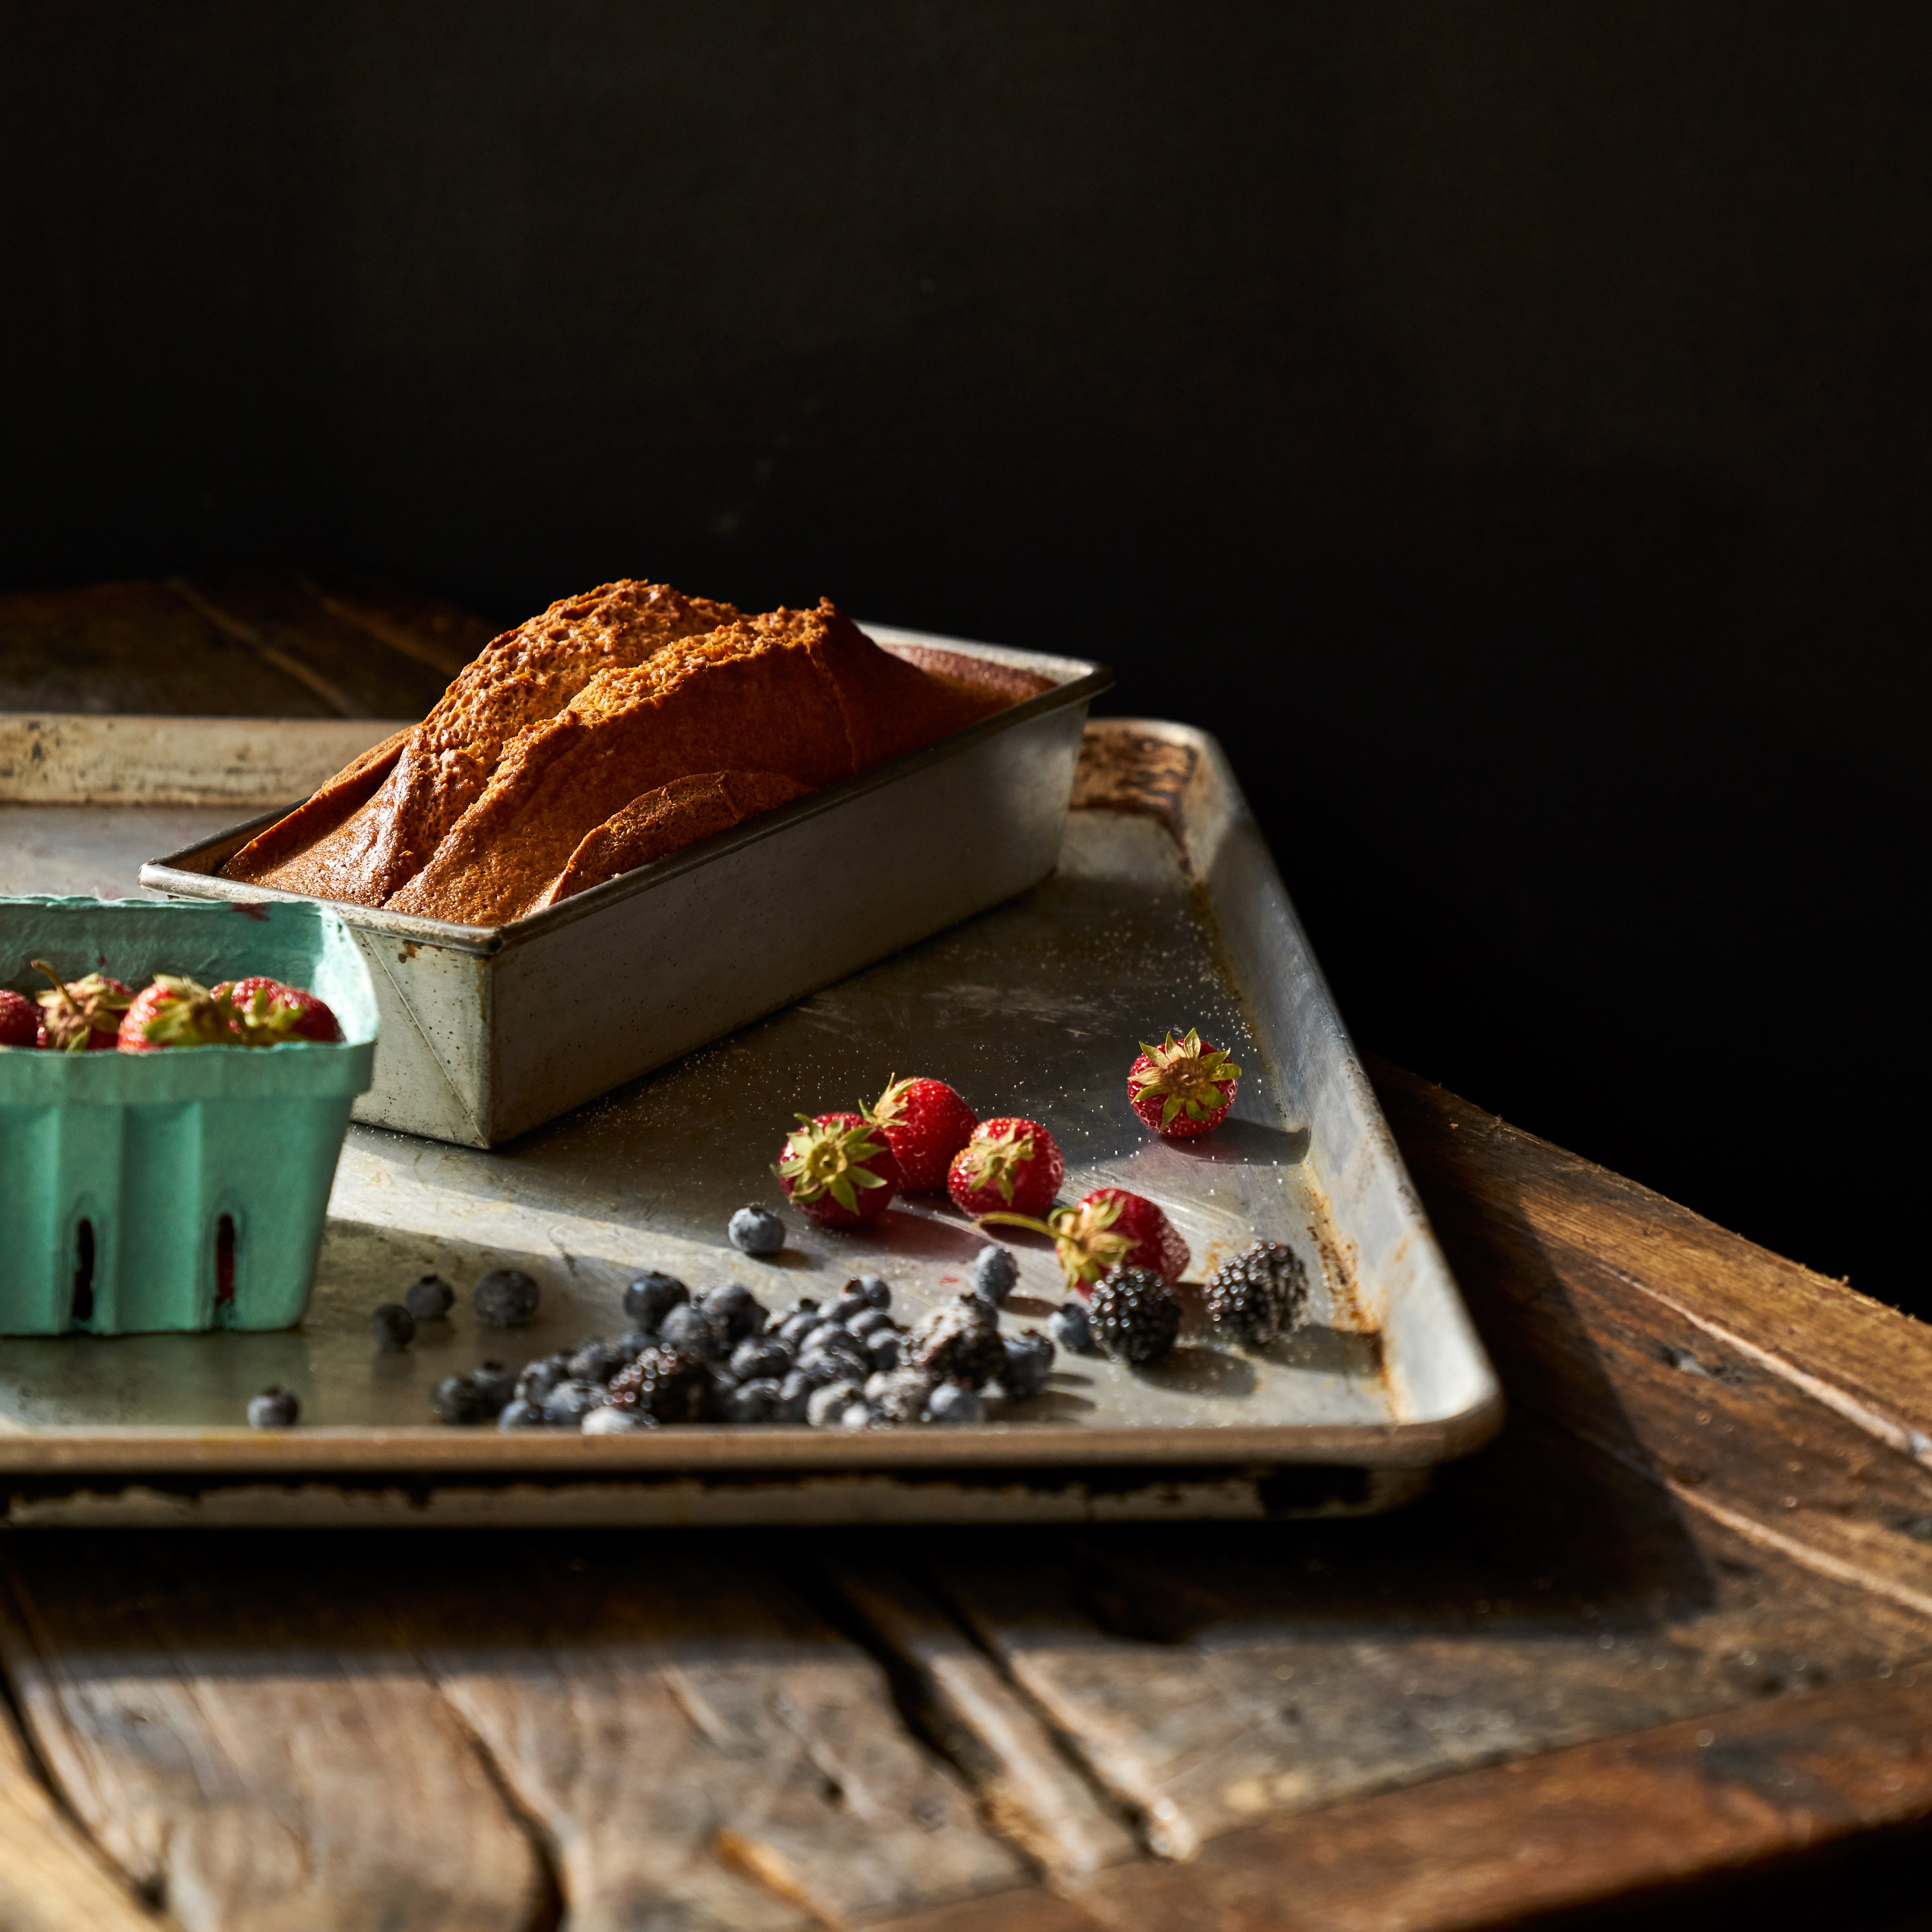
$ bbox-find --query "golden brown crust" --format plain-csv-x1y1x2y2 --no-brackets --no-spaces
537,769,809,909
223,580,737,903
222,586,1016,926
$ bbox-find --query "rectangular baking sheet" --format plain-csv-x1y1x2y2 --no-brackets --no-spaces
0,717,1501,1526
137,628,1110,1147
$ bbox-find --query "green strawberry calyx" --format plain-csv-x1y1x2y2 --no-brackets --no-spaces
951,1126,1036,1205
776,1114,894,1213
1130,1028,1241,1127
980,1194,1134,1290
30,960,132,1052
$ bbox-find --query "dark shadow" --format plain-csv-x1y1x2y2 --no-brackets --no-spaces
1162,1118,1311,1167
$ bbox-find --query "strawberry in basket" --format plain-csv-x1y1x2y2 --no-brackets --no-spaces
31,961,132,1051
0,987,37,1048
215,977,343,1044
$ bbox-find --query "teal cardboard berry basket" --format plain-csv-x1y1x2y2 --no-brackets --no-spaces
0,897,376,1336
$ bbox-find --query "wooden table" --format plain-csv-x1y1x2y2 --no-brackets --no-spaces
1,1062,1926,1931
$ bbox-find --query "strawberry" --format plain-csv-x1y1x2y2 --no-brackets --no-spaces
215,977,342,1044
862,1074,977,1192
30,961,132,1052
118,976,242,1052
946,1116,1065,1219
0,988,37,1048
776,1111,903,1227
980,1185,1189,1292
1128,1028,1241,1138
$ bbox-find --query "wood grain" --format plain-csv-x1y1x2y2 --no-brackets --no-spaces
0,1697,167,1932
407,1543,1028,1931
827,1558,1139,1879
0,1539,545,1932
1066,1670,1932,1932
1370,1059,1932,1616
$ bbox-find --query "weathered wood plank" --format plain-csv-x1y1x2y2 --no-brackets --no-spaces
1066,1670,1932,1932
827,1558,1139,1879
0,1696,168,1932
929,1411,1931,1859
0,1539,546,1932
408,1544,1028,1931
1370,1059,1932,1616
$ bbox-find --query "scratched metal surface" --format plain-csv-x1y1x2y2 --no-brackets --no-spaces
0,726,1500,1500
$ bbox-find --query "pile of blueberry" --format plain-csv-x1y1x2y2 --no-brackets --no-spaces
417,1239,1067,1434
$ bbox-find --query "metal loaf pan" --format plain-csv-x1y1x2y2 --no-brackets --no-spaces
140,629,1110,1146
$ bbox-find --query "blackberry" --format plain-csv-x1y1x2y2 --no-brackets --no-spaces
727,1206,786,1256
474,1267,540,1327
403,1273,455,1322
607,1345,714,1424
926,1382,984,1425
907,1295,1007,1389
431,1373,494,1424
1087,1268,1182,1365
730,1337,792,1382
247,1385,300,1429
1202,1241,1308,1347
1000,1329,1056,1397
971,1244,1019,1306
701,1283,768,1345
657,1302,728,1359
368,1302,416,1349
582,1404,653,1434
1048,1301,1094,1354
623,1270,688,1329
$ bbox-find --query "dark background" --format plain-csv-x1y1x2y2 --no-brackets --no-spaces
1,4,1922,1309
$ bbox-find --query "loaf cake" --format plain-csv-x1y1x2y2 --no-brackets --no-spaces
222,581,1026,924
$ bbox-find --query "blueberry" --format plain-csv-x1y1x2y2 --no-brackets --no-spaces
807,1380,866,1428
972,1244,1020,1306
866,1331,902,1373
728,1206,786,1257
431,1373,493,1424
496,1397,550,1430
403,1273,456,1321
799,1331,869,1383
471,1361,516,1414
826,1290,872,1324
1000,1329,1056,1397
568,1339,623,1384
475,1268,540,1327
776,1368,815,1421
582,1404,653,1434
856,1274,892,1310
1048,1301,1094,1354
730,1338,791,1382
721,1378,781,1423
776,1298,821,1321
926,1382,984,1425
778,1312,827,1348
516,1355,570,1404
542,1379,602,1426
701,1283,768,1344
658,1302,727,1358
622,1271,687,1329
846,1307,894,1338
369,1302,416,1349
247,1384,299,1429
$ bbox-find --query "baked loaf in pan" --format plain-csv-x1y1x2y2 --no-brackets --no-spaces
222,580,1027,925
